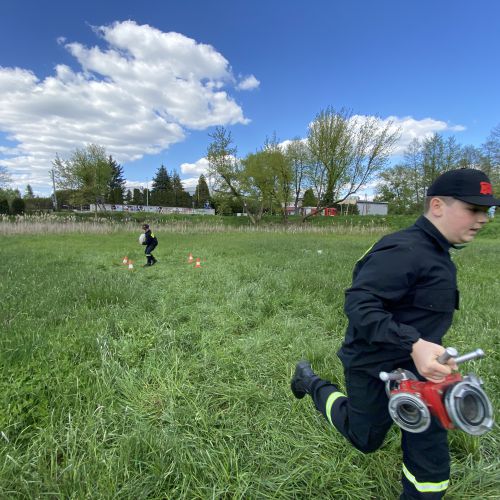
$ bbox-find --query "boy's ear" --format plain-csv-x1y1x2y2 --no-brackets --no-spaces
428,197,444,216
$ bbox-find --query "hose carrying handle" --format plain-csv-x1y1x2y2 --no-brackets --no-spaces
437,347,485,365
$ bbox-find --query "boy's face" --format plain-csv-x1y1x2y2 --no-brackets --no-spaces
439,199,489,244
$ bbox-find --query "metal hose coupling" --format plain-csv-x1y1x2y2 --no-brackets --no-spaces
379,348,494,435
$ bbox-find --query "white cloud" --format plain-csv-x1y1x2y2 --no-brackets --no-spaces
0,21,254,189
352,115,466,155
180,157,210,176
237,74,260,91
180,176,201,193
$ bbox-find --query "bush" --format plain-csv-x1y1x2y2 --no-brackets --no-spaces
0,198,9,214
11,197,25,215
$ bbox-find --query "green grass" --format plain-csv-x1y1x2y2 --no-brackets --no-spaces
0,226,499,498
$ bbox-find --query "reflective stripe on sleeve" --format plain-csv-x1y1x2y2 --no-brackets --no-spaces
357,243,375,262
402,463,449,493
325,391,346,426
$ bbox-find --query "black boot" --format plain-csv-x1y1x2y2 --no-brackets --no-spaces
151,256,157,265
291,360,319,399
143,256,152,267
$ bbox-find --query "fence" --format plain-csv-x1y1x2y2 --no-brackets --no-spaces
89,203,215,215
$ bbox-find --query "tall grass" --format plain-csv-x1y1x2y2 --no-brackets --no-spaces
0,229,498,498
0,213,390,235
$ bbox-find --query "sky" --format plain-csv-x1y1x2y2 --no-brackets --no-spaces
1,0,499,197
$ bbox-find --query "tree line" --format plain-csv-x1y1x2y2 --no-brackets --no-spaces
207,107,400,223
1,107,498,218
0,144,211,214
207,108,499,222
374,125,500,214
51,144,211,211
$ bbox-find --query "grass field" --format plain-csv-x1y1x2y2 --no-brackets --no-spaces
0,219,499,499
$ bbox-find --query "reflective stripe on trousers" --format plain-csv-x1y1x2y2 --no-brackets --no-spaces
402,463,449,494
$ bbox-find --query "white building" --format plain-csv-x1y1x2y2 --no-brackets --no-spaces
357,200,388,216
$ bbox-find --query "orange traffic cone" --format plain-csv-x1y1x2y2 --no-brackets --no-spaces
122,256,129,264
128,260,134,270
187,253,194,264
194,258,201,269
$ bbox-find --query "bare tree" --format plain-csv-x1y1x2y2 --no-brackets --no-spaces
404,139,424,206
482,123,500,186
0,166,12,188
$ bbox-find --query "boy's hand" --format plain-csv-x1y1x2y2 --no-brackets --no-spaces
411,339,457,383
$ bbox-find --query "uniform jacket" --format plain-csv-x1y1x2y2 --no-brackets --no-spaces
143,229,158,247
338,216,459,372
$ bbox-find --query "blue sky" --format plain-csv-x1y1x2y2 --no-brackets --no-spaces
1,0,499,196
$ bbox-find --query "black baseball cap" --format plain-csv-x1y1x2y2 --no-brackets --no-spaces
427,169,500,206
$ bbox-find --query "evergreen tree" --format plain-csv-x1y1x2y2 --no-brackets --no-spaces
171,171,185,206
151,165,172,206
194,174,211,208
132,188,143,205
24,184,34,199
106,156,126,203
302,188,317,207
125,189,132,204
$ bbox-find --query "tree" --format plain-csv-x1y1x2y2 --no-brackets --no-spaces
403,139,425,207
0,198,9,214
124,189,132,204
0,166,11,188
482,123,500,187
483,123,500,166
207,127,294,223
285,139,312,214
194,174,211,208
419,134,462,194
171,171,189,207
374,165,420,214
24,184,34,199
457,145,483,169
241,150,277,221
302,188,317,207
0,187,21,202
106,156,126,203
262,134,293,222
150,165,172,206
53,144,112,210
11,197,25,215
376,133,474,214
306,107,400,220
132,188,144,205
207,126,259,222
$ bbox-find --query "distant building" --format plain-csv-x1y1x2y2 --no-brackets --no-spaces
357,200,388,216
89,203,215,215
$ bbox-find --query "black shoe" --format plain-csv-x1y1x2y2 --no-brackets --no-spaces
143,263,151,267
291,360,318,399
151,257,157,265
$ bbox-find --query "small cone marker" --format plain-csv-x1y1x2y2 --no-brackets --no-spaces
187,253,194,264
194,257,202,269
128,260,134,270
122,256,129,264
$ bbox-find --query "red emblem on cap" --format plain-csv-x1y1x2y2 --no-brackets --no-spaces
480,182,492,195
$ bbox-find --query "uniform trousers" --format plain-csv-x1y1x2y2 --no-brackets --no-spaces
310,362,450,499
